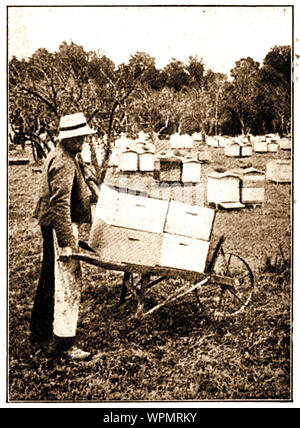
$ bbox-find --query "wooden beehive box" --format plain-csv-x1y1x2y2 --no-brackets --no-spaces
266,160,291,183
89,185,168,267
253,140,268,153
279,138,291,151
267,141,279,153
158,156,182,182
164,200,215,241
240,143,252,157
225,141,241,157
119,149,138,172
139,150,155,172
181,159,202,183
207,171,244,209
236,168,265,205
192,132,202,143
218,136,227,148
108,149,120,167
159,201,215,273
89,184,216,273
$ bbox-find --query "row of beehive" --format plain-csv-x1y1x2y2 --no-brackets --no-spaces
208,136,291,156
206,169,265,209
89,184,215,273
206,160,291,208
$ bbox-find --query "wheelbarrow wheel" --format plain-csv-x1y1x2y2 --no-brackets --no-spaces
195,252,254,318
212,252,254,318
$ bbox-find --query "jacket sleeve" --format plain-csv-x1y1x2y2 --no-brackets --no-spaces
48,156,77,248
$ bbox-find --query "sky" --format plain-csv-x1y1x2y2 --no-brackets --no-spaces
7,3,293,76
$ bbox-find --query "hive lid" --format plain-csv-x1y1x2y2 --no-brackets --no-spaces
233,167,264,176
208,170,240,179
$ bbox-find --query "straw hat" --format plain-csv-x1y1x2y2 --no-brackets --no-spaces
57,112,96,140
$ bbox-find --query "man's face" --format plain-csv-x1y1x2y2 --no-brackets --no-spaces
64,136,85,155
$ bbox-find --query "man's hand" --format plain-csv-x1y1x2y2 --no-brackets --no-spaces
59,246,73,262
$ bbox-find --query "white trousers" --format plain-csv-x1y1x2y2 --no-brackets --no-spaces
53,224,82,338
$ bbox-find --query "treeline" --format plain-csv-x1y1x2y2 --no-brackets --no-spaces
8,42,291,144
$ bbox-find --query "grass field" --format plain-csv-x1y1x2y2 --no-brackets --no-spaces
8,142,292,401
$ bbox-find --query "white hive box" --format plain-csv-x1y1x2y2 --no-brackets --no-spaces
208,137,219,148
114,191,169,233
89,185,168,267
240,143,252,157
180,134,193,149
88,184,217,272
170,133,181,149
266,160,291,183
108,149,120,167
225,141,241,157
192,132,202,143
90,218,162,267
237,168,265,205
164,200,215,241
159,234,210,273
181,159,202,183
279,138,291,151
207,171,243,209
267,141,279,153
119,149,138,172
139,150,155,172
218,136,227,148
253,140,268,153
160,200,215,273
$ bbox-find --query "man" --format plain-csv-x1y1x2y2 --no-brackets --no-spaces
30,112,97,360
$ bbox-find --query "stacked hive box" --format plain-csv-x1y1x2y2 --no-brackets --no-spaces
224,141,241,157
233,168,265,205
253,140,268,153
266,160,291,183
181,159,202,183
119,149,139,172
206,171,244,209
139,149,155,172
158,156,182,182
89,185,215,273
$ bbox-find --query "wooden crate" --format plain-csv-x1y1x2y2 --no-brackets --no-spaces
91,185,169,233
207,171,241,205
159,157,182,182
181,160,202,183
239,168,265,205
89,220,162,267
240,144,252,157
139,151,155,172
267,141,279,153
159,234,210,273
253,141,268,153
279,138,291,151
266,160,291,183
164,200,215,241
119,150,138,171
113,192,169,233
225,142,241,157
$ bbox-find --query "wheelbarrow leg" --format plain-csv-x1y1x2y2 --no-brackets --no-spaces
119,272,131,305
125,273,151,318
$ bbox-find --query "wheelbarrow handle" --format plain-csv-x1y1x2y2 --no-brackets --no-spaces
78,240,97,253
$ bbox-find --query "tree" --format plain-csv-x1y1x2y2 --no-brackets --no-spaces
225,57,261,135
163,58,190,92
258,45,291,135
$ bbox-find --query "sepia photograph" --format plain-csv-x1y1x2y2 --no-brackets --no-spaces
6,1,295,405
